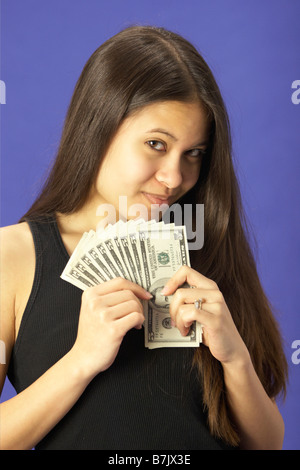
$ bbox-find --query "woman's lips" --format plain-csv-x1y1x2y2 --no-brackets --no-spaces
142,192,172,206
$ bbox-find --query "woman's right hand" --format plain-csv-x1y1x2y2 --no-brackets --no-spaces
70,277,152,379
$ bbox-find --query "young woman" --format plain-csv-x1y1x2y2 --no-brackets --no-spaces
0,25,287,450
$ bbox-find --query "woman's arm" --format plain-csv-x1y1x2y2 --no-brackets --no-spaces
0,226,150,449
163,265,285,450
0,224,82,450
0,348,93,450
1,278,149,450
222,356,284,449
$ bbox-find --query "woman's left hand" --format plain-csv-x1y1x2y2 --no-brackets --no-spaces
162,265,250,366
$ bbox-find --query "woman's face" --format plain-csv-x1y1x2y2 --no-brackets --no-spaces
92,100,209,222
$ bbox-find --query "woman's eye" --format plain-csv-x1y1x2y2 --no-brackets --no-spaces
186,148,206,158
146,140,165,151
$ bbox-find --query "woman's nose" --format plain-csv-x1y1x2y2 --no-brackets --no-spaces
155,156,183,189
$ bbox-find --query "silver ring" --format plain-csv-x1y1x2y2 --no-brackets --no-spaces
194,298,203,310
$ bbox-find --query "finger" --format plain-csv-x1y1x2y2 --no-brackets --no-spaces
161,265,217,295
116,311,145,334
88,277,152,299
104,299,144,320
173,303,215,337
174,304,195,334
100,289,144,308
169,288,224,319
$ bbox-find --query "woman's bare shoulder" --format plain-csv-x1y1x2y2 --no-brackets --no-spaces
1,222,34,260
1,221,32,236
0,222,35,298
0,222,35,373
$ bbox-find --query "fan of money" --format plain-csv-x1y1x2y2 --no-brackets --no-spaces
61,219,202,348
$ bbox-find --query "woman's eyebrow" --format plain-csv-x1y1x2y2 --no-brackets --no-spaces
146,128,208,147
146,128,177,141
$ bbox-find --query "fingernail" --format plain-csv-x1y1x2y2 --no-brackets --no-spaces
161,286,169,295
145,291,153,299
171,319,176,327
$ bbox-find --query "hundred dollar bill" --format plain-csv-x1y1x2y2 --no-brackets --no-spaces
139,224,202,348
60,231,99,290
61,227,123,287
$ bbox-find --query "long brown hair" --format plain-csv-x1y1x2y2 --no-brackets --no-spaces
21,25,287,446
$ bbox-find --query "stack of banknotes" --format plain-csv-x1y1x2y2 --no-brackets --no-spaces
61,219,202,348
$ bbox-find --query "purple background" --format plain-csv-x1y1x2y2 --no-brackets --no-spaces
1,0,299,450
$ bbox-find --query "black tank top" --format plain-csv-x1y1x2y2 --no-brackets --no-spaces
7,216,233,450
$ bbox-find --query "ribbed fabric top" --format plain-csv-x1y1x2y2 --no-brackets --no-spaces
7,216,233,450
